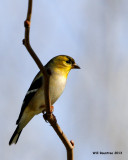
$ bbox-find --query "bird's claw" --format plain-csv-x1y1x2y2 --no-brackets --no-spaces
42,105,57,123
50,105,54,113
43,113,49,123
42,113,57,124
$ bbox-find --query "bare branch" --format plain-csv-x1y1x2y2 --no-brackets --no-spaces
48,116,74,160
23,0,74,159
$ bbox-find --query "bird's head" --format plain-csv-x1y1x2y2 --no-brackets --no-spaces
46,55,80,77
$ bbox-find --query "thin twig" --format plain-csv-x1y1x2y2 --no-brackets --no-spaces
48,117,74,160
23,0,74,159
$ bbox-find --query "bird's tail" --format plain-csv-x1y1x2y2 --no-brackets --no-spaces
9,110,35,145
9,126,22,145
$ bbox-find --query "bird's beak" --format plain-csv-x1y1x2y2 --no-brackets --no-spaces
72,63,80,69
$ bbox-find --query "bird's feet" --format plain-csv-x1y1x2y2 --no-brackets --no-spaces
43,113,49,123
42,106,57,123
50,105,54,113
43,113,57,124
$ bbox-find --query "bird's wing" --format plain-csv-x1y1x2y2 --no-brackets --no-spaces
16,71,43,124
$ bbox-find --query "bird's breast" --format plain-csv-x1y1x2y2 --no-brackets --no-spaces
49,74,67,105
29,73,67,114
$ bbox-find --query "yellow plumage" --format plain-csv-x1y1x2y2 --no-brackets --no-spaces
9,55,80,145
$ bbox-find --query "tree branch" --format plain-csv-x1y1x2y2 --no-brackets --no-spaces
23,0,74,159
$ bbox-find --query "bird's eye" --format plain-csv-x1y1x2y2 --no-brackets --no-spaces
66,59,71,64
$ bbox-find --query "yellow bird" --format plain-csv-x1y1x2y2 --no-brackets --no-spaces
9,55,80,145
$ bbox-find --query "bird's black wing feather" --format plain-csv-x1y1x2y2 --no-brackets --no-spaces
16,72,43,124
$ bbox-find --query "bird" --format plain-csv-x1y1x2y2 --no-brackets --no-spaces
9,55,80,145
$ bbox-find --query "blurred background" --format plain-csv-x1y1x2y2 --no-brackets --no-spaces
0,0,128,159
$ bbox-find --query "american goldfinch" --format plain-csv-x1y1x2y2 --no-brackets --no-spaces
9,55,80,145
